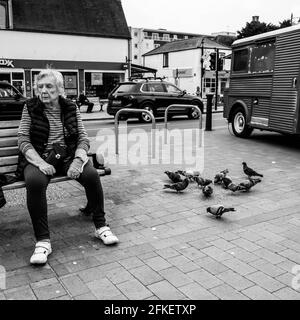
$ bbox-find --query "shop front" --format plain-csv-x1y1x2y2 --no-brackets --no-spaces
0,58,125,99
0,60,25,95
203,70,230,100
84,71,124,99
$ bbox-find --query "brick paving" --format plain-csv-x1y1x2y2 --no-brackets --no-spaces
0,120,300,300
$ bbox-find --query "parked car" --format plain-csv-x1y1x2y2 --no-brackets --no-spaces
0,81,27,120
107,79,204,123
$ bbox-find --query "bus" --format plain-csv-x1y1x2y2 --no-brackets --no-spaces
224,24,300,138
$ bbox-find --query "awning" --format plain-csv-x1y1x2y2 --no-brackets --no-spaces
123,63,157,74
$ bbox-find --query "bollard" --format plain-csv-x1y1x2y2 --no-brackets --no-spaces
206,94,213,131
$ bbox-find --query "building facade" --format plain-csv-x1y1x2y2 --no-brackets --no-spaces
143,37,232,98
130,27,212,66
0,0,130,98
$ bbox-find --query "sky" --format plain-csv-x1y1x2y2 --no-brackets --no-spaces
121,0,300,35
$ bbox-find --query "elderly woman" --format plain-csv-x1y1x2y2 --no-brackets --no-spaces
17,69,118,265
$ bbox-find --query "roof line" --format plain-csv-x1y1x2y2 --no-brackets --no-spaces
233,24,300,46
10,28,131,40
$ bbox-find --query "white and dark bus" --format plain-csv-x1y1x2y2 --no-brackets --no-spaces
224,24,300,137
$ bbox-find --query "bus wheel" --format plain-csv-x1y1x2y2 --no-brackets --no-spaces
232,108,253,138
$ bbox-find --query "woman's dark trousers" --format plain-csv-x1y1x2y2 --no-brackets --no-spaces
23,161,106,241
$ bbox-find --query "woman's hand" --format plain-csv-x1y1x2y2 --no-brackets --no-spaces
67,158,83,180
38,162,56,176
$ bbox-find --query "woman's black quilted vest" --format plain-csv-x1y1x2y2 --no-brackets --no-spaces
15,96,79,179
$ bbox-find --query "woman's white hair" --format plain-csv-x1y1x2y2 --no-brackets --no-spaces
34,69,66,97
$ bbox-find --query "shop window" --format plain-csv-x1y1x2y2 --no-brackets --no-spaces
233,49,249,73
0,73,10,82
85,72,124,99
204,78,216,93
12,72,24,94
63,73,78,98
12,72,23,80
0,1,9,29
163,53,169,68
250,41,275,73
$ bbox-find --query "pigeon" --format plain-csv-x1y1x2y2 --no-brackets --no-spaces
227,182,240,192
176,170,195,181
221,176,233,189
206,205,236,219
237,177,262,192
202,185,214,197
242,162,263,178
164,178,189,193
214,169,229,184
164,171,183,183
194,176,213,188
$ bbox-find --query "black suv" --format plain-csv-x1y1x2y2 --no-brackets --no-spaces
0,82,27,120
107,79,203,122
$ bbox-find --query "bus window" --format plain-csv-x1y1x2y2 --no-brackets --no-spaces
250,42,275,73
233,49,249,73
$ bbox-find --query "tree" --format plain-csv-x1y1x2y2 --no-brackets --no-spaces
215,35,236,47
237,21,279,39
279,19,292,28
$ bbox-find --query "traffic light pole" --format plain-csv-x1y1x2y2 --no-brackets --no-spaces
215,48,219,111
200,39,204,98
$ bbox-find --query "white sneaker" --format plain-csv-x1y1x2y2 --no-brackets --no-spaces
95,226,119,245
30,241,52,265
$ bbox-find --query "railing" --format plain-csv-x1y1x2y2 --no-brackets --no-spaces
144,36,176,42
114,108,156,155
164,104,203,144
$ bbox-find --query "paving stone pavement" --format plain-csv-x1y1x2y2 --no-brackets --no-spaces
0,125,300,300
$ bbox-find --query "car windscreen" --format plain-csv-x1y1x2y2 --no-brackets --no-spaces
113,84,136,94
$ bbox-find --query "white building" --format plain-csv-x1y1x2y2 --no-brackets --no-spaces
0,0,130,98
130,27,211,66
143,37,232,98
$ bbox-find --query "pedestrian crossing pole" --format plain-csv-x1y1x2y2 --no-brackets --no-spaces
215,48,219,111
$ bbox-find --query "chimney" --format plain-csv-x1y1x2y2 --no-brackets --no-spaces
252,16,259,22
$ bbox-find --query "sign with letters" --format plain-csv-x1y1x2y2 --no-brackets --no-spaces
173,68,193,78
0,58,14,68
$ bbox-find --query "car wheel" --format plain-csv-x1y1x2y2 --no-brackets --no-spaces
139,104,154,123
188,102,203,119
231,107,253,138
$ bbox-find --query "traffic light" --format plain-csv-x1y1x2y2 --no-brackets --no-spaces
209,52,216,71
217,57,223,71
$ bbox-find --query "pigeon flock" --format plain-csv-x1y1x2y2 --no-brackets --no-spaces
163,162,264,219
